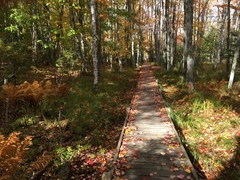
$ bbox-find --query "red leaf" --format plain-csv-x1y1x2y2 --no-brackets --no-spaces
86,159,93,165
177,174,185,179
225,150,231,154
199,147,206,153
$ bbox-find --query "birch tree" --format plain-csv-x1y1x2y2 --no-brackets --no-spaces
228,32,240,91
31,0,38,63
90,0,98,92
214,6,227,69
116,0,122,72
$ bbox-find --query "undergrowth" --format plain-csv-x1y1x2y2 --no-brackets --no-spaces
0,66,138,179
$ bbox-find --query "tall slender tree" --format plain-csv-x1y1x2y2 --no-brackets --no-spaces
31,0,38,63
228,32,240,91
116,0,122,72
183,0,194,91
226,0,231,73
154,0,161,65
90,0,98,92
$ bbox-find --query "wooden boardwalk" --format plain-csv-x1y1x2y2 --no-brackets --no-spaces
114,62,198,180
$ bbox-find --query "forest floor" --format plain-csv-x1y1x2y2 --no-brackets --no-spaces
0,65,139,180
153,62,240,180
0,62,239,180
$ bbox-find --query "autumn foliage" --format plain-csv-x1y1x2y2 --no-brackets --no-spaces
1,80,69,103
0,132,33,180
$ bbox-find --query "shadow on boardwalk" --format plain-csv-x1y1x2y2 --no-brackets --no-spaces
114,62,198,180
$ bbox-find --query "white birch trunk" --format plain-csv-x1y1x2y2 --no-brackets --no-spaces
228,32,240,90
214,8,227,69
116,1,122,72
90,0,98,92
31,0,37,63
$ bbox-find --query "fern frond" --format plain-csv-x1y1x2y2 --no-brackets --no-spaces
26,153,53,176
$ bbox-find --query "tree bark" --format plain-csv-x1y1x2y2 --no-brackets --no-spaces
116,0,122,72
183,0,194,91
228,32,240,90
90,0,99,92
214,7,227,69
154,0,161,65
170,0,177,68
226,0,231,73
31,0,38,64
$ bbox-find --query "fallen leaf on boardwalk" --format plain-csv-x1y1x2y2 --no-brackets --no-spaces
177,174,185,179
132,153,138,158
161,162,167,166
115,169,121,176
170,175,176,179
150,172,157,176
178,151,183,156
185,166,191,173
120,157,128,164
119,150,128,157
170,166,174,172
125,165,131,169
174,167,179,171
121,171,125,175
160,151,165,155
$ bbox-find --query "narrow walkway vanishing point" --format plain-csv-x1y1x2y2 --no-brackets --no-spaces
115,62,198,180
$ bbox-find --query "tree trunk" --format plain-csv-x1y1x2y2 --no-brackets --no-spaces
131,25,135,68
54,4,64,60
228,32,240,90
31,0,38,64
96,2,102,76
154,1,161,65
77,0,88,73
90,0,98,92
170,0,177,68
163,0,169,70
226,0,231,73
214,8,227,69
232,9,239,31
195,0,209,66
116,0,122,72
183,0,194,91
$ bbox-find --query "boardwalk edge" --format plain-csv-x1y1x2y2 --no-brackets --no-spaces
156,79,202,180
107,67,141,180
